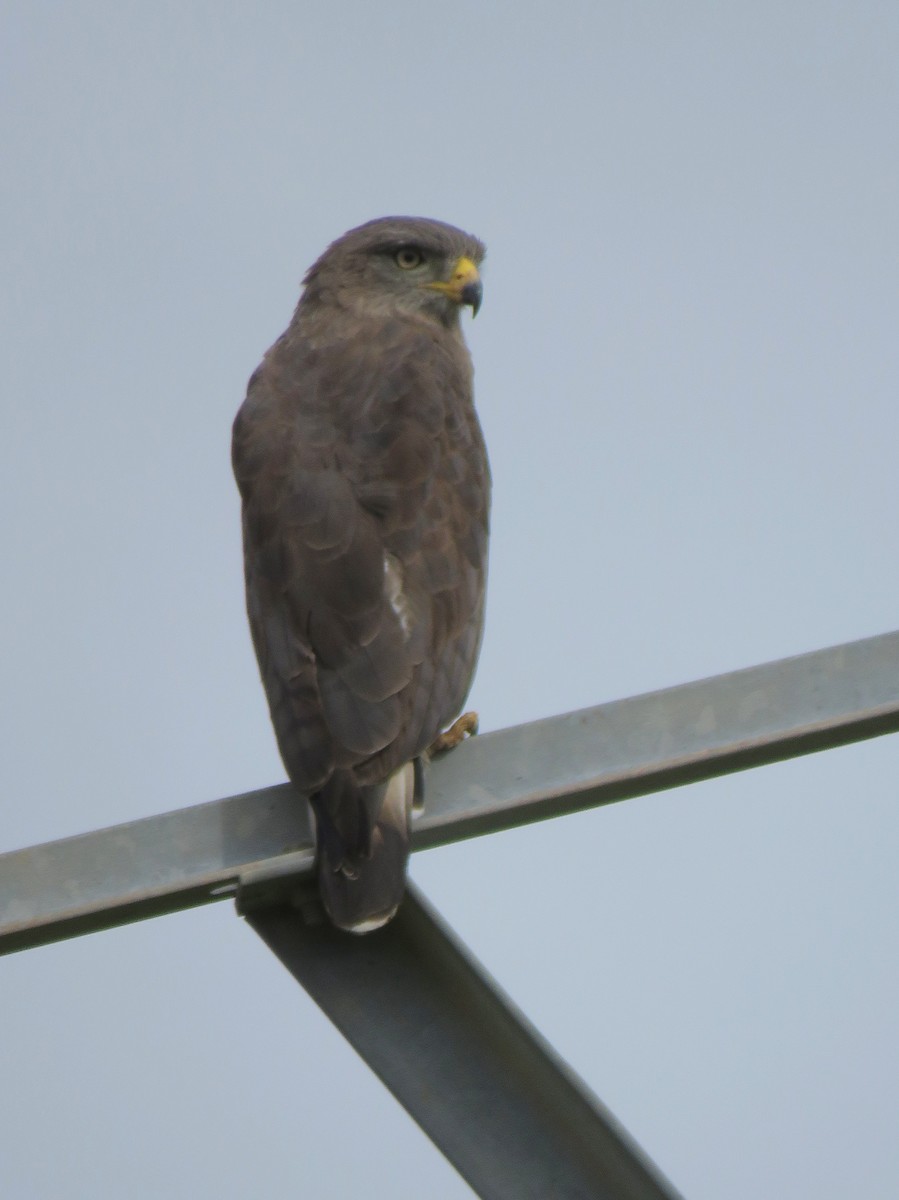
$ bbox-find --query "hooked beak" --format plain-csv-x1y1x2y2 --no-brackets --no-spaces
424,256,483,316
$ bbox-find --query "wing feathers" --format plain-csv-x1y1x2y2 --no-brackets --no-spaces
234,310,488,805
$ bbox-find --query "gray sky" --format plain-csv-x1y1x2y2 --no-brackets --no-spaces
2,3,898,1197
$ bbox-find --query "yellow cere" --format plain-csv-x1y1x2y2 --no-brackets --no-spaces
426,256,481,299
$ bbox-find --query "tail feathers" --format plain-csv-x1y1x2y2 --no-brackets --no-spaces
313,764,414,934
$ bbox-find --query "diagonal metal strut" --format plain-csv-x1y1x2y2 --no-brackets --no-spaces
246,885,685,1200
3,628,899,955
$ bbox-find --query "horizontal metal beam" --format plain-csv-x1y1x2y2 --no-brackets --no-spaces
3,629,899,955
246,884,684,1200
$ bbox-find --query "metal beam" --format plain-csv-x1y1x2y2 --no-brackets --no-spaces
3,629,899,955
245,884,684,1200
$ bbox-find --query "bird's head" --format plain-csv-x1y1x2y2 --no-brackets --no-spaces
298,216,485,329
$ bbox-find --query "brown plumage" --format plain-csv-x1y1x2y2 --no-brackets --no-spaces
233,217,490,932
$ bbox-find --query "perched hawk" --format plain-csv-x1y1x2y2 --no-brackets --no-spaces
233,217,489,933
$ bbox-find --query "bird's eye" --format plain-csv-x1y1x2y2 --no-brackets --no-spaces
394,247,424,270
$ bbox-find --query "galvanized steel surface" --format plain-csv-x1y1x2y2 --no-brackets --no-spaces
247,885,685,1200
4,629,899,1200
2,629,899,954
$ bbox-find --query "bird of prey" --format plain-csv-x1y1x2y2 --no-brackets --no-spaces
233,217,489,933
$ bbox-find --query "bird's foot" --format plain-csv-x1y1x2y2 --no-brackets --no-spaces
429,711,479,756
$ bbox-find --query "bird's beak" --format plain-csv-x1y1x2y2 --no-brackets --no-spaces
425,256,483,317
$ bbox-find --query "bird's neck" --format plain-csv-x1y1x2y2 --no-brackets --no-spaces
292,292,463,348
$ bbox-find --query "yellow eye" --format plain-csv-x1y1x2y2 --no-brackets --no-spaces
395,247,424,270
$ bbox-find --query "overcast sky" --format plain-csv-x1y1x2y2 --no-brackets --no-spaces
2,4,898,1197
